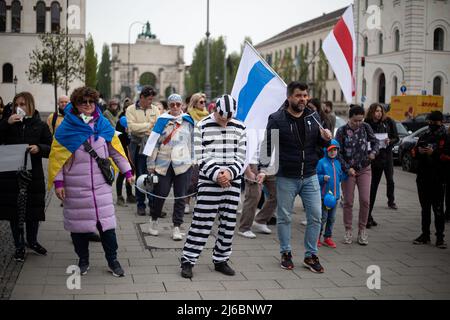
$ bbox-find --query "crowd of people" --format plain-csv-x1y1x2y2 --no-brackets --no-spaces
0,82,449,280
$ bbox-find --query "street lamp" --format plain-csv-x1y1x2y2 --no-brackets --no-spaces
13,76,18,95
128,21,145,97
205,0,211,101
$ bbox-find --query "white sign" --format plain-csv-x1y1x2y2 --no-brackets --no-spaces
0,145,32,173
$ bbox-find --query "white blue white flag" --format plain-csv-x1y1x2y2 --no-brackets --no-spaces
231,42,287,169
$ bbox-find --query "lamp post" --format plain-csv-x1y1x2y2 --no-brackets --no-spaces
128,21,145,98
205,0,211,101
13,76,18,95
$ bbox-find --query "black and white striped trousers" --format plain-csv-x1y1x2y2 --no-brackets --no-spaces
181,179,241,265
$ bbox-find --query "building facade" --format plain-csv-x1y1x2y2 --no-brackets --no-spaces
0,0,86,113
111,23,185,101
255,8,349,114
355,0,450,113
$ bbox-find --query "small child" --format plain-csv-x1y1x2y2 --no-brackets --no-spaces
316,139,345,248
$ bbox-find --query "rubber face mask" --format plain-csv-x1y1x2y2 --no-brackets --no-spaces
80,113,94,124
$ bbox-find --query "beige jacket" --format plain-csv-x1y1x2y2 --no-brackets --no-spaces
125,103,160,139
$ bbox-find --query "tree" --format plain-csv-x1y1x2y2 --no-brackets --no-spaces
315,49,328,100
280,48,294,82
296,45,309,82
27,30,84,113
85,34,97,89
97,44,111,100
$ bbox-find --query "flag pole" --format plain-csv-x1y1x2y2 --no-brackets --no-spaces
244,41,287,86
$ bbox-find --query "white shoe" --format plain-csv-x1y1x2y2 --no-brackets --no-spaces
252,222,272,234
343,230,353,244
357,229,369,246
238,230,256,239
148,221,159,236
301,220,307,226
184,204,190,214
172,226,183,241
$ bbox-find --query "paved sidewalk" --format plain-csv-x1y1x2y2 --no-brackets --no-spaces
8,167,450,300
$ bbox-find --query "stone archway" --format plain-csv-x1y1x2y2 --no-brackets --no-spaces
139,72,157,87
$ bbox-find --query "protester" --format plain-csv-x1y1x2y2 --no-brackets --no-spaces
145,94,195,241
0,96,5,120
365,103,399,228
260,82,332,273
46,95,70,135
126,86,160,216
308,98,332,130
316,139,345,248
0,92,52,262
48,87,133,276
323,101,336,135
115,98,136,206
412,111,449,248
103,98,121,127
446,125,450,223
335,105,379,246
180,94,246,279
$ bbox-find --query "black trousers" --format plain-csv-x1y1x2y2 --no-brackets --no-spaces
445,175,450,219
151,165,191,226
369,154,395,219
417,178,445,238
10,219,39,249
71,222,118,264
116,172,133,198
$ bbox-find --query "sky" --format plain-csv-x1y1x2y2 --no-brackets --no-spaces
86,0,353,65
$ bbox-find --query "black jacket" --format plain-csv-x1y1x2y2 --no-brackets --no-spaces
0,111,52,221
260,101,327,179
365,117,399,164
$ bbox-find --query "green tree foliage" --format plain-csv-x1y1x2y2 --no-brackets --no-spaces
96,44,111,100
85,34,98,89
27,30,84,113
315,49,328,100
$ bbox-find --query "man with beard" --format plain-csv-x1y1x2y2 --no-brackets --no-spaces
260,82,332,273
412,111,450,249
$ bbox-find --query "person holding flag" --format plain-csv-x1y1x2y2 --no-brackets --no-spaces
143,94,195,241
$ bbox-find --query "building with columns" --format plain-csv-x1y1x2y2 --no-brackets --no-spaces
0,0,86,113
354,0,450,113
111,22,185,101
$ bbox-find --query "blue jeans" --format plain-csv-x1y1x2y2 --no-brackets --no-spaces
130,142,153,209
276,175,322,258
321,203,337,238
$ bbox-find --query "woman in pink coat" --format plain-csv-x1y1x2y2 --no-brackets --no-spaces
49,87,133,277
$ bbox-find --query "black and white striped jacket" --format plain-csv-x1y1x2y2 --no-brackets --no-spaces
194,114,247,182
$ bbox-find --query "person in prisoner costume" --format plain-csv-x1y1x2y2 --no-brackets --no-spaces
180,94,247,279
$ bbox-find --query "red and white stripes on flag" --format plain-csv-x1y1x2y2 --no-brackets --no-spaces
322,5,356,104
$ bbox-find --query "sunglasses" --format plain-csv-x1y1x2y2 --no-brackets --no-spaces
199,101,206,105
81,100,95,106
170,103,182,107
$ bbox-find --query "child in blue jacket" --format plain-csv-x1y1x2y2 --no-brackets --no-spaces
316,139,346,248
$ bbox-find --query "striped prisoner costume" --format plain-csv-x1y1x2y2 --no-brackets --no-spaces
181,112,246,265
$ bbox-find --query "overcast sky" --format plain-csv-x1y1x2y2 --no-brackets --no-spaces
86,0,353,65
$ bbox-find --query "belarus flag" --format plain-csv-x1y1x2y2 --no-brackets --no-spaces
322,5,356,104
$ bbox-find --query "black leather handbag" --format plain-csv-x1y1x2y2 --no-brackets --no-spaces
83,141,115,186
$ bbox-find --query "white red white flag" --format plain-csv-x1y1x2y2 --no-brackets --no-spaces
322,5,356,104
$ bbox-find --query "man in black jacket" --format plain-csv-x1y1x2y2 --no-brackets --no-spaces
412,111,449,249
260,82,332,273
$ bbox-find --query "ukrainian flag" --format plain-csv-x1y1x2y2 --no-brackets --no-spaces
48,103,127,190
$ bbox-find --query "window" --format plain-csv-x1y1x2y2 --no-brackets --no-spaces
332,90,336,102
325,63,329,80
380,0,383,6
378,33,383,54
305,43,309,57
0,0,6,32
340,90,344,102
325,90,328,100
294,46,298,57
51,1,61,33
362,78,367,97
11,0,21,33
312,63,315,82
433,28,444,51
433,76,442,95
365,0,369,11
363,36,368,56
393,76,398,96
394,29,400,52
42,65,52,84
312,41,316,54
2,63,13,83
36,1,46,33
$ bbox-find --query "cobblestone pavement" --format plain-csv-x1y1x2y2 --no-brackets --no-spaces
6,165,450,300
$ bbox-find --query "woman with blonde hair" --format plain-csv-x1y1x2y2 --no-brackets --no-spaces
187,93,208,124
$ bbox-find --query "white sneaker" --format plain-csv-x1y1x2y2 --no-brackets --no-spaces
172,226,183,241
238,230,256,239
252,222,272,234
301,220,307,226
148,221,159,236
357,229,369,246
343,230,353,244
184,204,190,214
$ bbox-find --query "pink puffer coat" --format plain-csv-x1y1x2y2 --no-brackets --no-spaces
55,133,131,233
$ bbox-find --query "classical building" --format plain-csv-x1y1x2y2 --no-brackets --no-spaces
0,0,86,113
255,7,349,114
111,22,185,100
354,0,450,113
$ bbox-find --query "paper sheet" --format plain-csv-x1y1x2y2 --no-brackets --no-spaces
375,133,388,149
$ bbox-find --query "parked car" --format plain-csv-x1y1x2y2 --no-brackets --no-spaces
392,121,410,165
402,113,450,133
398,124,450,172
